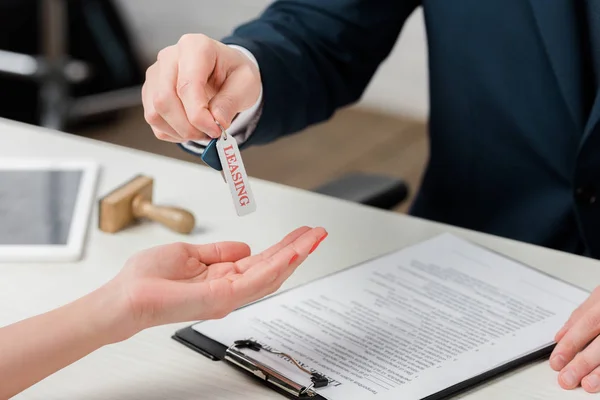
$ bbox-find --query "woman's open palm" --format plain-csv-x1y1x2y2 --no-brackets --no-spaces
111,226,327,335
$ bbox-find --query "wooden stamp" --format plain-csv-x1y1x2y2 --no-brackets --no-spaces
99,175,195,234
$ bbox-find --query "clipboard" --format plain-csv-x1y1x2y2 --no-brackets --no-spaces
172,323,555,400
170,233,586,400
173,325,329,399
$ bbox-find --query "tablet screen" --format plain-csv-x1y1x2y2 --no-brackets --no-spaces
0,170,82,245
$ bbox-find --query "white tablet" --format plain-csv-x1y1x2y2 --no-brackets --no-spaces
0,159,99,262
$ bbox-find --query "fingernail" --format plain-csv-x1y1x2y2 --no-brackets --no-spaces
207,122,220,137
556,325,567,339
585,375,600,391
561,369,576,387
309,233,328,254
289,254,298,265
550,354,566,370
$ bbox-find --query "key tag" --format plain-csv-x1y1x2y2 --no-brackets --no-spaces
214,121,257,216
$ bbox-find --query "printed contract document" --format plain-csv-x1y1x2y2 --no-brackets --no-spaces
190,234,589,399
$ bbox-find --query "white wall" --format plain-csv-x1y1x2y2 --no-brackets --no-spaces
115,1,429,120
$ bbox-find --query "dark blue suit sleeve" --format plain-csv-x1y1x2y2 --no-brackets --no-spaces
221,0,420,147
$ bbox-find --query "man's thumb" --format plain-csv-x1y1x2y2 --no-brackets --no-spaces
209,93,238,128
209,67,259,128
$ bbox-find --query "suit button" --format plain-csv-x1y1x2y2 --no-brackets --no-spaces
575,186,597,205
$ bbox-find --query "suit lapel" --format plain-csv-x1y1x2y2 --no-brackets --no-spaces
528,0,586,133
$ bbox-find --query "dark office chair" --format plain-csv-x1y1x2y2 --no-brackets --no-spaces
0,0,142,130
313,172,409,210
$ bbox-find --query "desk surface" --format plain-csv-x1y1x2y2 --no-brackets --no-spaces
0,117,597,399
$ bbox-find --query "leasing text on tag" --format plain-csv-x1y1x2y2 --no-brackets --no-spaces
216,132,256,216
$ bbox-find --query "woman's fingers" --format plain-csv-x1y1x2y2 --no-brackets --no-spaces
194,227,314,282
177,242,252,281
149,228,326,323
231,227,327,305
250,231,329,303
234,226,312,273
138,241,249,281
194,242,251,265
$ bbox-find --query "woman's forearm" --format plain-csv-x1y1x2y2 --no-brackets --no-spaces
0,227,325,398
0,284,129,399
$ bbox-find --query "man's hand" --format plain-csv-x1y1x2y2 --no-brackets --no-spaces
142,34,262,143
551,287,600,392
106,226,327,341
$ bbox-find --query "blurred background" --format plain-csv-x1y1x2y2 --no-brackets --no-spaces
0,0,429,213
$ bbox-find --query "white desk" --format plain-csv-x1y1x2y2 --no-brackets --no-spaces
0,117,598,399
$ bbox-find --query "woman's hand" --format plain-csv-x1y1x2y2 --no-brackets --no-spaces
106,226,327,341
0,226,327,399
551,287,600,392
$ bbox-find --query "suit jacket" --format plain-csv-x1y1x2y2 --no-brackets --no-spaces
214,0,600,258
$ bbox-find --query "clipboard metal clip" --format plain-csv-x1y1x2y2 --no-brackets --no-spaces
224,340,329,398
